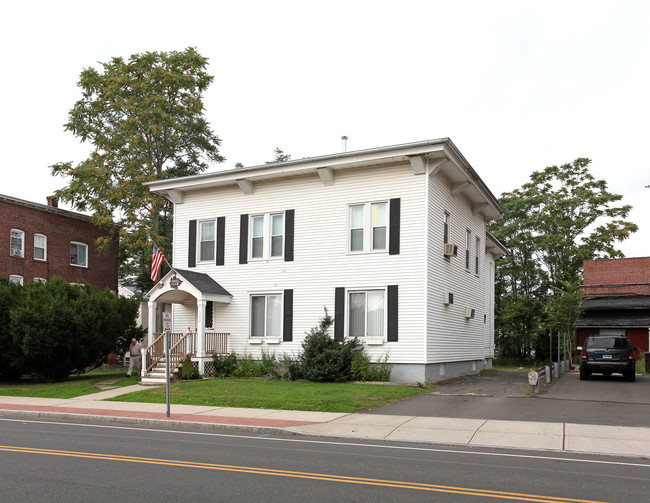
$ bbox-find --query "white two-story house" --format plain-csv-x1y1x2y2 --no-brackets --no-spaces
144,138,506,382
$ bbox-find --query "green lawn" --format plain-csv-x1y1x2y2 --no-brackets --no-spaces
107,379,433,413
0,368,138,399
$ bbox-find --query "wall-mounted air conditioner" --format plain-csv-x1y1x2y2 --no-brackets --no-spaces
443,243,458,257
465,307,475,319
443,291,454,305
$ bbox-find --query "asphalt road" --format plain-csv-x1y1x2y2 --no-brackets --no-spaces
368,370,650,427
1,417,649,503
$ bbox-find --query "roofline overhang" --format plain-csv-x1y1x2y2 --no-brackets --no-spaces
146,138,505,220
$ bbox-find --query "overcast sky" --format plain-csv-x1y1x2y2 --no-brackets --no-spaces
2,1,648,257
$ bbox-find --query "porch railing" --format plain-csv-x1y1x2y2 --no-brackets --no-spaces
206,332,228,355
146,331,194,373
146,331,228,373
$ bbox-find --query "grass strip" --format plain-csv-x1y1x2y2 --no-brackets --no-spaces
106,379,432,413
0,369,139,399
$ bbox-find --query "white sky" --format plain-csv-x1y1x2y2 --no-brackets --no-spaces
2,1,648,257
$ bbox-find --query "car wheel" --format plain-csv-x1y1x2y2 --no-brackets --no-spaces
579,369,589,381
625,372,636,382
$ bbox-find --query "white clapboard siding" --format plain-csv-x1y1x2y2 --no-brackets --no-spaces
171,162,427,364
426,170,488,363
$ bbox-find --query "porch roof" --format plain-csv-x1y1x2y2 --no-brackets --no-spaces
147,268,232,304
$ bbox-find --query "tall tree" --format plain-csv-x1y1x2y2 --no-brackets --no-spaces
490,158,637,361
51,47,224,290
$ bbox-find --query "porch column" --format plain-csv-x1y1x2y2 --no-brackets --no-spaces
197,299,206,374
147,300,157,348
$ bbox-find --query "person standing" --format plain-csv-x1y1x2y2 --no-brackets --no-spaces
127,338,142,377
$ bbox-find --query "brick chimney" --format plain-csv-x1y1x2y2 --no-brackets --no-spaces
46,195,58,208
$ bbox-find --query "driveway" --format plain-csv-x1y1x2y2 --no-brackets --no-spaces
367,370,650,427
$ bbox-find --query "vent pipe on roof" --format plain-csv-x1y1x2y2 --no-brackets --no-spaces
341,135,348,152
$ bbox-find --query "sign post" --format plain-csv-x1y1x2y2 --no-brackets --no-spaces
164,329,170,418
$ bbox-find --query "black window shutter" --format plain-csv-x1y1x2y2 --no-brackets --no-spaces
188,220,197,268
239,214,248,264
283,289,293,342
284,209,295,262
216,217,225,266
389,198,400,255
334,287,345,340
387,285,398,342
205,301,213,328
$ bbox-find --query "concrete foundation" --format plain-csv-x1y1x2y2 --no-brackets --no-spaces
389,358,493,383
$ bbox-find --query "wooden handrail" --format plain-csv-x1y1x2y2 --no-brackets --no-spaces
145,331,229,374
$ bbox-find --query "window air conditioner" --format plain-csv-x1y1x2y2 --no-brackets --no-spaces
10,248,22,257
443,291,454,305
443,243,458,257
465,307,476,319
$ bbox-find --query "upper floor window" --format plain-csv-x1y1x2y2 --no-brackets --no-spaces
199,220,215,262
33,277,46,283
475,237,480,275
9,275,23,285
70,242,88,267
465,230,471,270
34,234,47,261
443,213,450,244
348,202,387,253
10,229,24,257
250,213,284,260
348,289,385,338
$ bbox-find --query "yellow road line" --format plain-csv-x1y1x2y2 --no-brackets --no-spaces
0,445,609,503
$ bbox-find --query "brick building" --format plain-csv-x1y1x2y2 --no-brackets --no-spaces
576,257,650,353
0,194,119,291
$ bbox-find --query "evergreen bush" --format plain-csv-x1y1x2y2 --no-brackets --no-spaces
7,278,143,382
300,309,361,382
180,354,201,380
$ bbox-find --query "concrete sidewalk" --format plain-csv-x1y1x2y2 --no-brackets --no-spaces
2,384,650,458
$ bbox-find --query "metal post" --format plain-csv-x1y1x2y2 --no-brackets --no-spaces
557,330,560,373
165,329,170,418
549,329,553,382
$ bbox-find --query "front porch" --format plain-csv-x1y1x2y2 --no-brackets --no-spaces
142,269,233,383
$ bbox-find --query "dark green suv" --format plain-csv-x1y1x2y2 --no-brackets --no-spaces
579,335,637,382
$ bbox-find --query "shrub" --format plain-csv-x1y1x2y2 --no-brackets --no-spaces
233,353,260,377
276,353,303,381
212,352,238,377
180,354,201,380
8,278,144,382
351,350,392,382
260,349,278,378
0,277,24,380
300,309,361,382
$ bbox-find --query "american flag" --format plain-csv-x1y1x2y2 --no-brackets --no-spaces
151,241,164,281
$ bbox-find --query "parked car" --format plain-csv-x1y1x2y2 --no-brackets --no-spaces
578,335,637,382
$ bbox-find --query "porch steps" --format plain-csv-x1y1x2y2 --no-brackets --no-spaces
140,359,180,386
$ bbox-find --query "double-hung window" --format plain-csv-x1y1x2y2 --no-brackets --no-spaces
465,230,471,270
475,237,480,275
70,242,88,267
199,221,215,262
348,289,385,338
250,213,284,259
348,202,387,253
250,293,282,338
34,234,47,261
10,229,24,257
